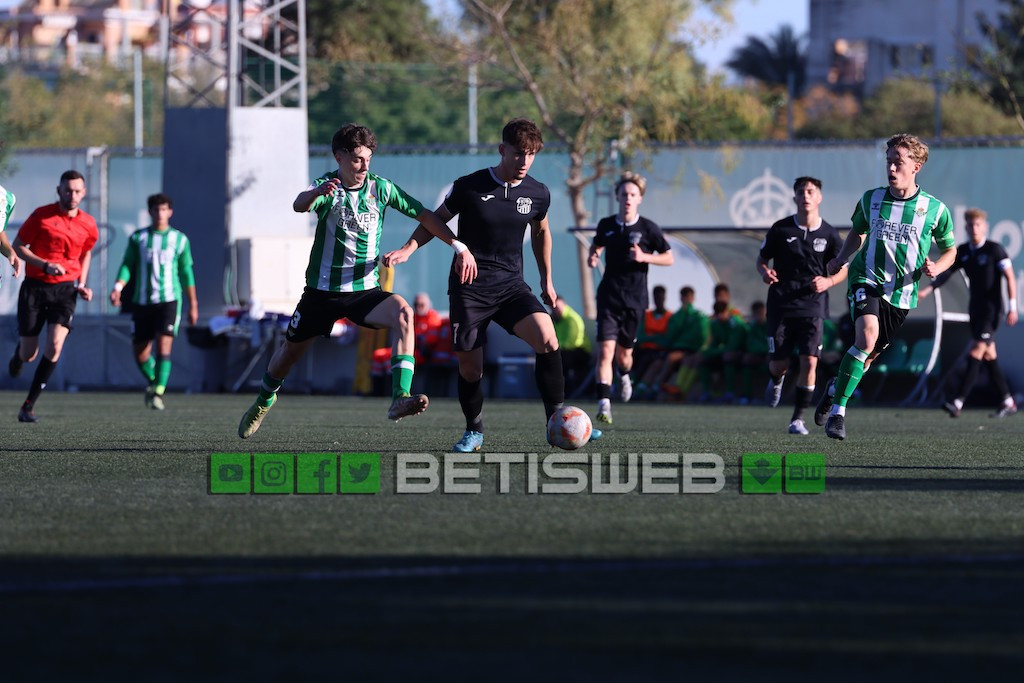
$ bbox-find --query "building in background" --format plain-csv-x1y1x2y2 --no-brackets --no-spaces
807,0,1004,96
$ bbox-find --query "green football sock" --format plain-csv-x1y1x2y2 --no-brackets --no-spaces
258,372,283,407
391,354,415,398
137,357,156,384
155,358,172,394
834,347,868,408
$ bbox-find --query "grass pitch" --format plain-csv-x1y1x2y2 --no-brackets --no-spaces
1,390,1022,678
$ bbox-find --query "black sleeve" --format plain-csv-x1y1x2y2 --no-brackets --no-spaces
441,176,466,217
594,216,611,248
827,226,843,261
648,220,671,253
759,226,777,261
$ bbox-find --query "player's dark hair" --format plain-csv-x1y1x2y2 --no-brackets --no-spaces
652,285,666,297
751,300,765,312
147,193,173,211
502,118,544,153
332,124,377,155
714,283,730,297
793,176,822,192
60,170,84,184
681,286,695,299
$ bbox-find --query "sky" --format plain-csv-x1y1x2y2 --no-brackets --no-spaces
426,0,809,76
0,0,809,75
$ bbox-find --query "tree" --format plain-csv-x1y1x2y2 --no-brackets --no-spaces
303,0,439,63
972,0,1024,132
725,24,806,96
796,78,1021,140
457,0,733,230
725,24,806,138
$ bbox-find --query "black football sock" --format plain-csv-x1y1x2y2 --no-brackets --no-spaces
986,359,1012,401
792,385,814,421
536,350,565,420
597,383,612,400
458,375,484,433
957,356,982,401
26,356,57,406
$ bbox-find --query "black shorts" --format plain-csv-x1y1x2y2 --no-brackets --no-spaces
17,279,79,336
767,316,823,360
449,281,547,352
849,284,909,355
969,304,1000,342
596,304,641,348
286,287,392,343
132,301,181,343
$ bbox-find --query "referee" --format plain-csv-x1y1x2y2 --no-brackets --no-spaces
10,170,98,422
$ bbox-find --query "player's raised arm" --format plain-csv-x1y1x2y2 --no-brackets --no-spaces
923,245,957,279
827,230,866,276
293,176,341,213
530,215,556,305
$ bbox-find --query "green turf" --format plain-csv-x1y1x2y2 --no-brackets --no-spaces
1,390,1022,676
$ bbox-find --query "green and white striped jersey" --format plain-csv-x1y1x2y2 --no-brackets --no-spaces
304,171,424,292
849,186,955,309
1,183,14,232
116,226,196,305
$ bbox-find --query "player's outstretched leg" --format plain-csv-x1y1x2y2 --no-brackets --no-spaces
387,353,428,421
455,373,485,452
238,372,282,438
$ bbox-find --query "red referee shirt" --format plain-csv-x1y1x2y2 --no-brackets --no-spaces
17,202,99,283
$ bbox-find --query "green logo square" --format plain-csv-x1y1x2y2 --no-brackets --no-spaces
297,453,338,494
210,453,251,494
339,453,381,494
785,453,826,494
741,453,782,494
253,453,293,494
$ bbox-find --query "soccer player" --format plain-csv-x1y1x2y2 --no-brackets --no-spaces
109,193,198,410
920,208,1018,418
1,174,23,281
10,170,98,422
587,171,673,424
551,295,591,397
238,123,477,439
384,118,599,451
816,134,956,440
757,176,845,434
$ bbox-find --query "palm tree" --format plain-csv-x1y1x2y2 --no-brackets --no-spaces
726,25,807,137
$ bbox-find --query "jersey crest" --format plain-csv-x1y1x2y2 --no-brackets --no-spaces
813,237,828,253
516,196,532,215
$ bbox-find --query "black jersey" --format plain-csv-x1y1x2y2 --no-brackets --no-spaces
442,167,551,292
593,215,671,310
760,215,843,318
947,240,1012,312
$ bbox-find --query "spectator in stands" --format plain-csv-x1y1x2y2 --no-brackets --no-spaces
699,300,749,402
741,300,771,404
413,292,443,364
634,285,672,399
714,282,744,319
551,296,592,397
639,286,708,400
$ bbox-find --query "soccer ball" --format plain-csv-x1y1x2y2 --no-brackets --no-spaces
546,406,593,450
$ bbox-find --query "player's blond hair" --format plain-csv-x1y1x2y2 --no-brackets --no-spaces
964,207,988,222
615,171,647,197
886,133,929,164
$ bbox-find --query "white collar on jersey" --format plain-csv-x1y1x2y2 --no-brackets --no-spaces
793,214,823,232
